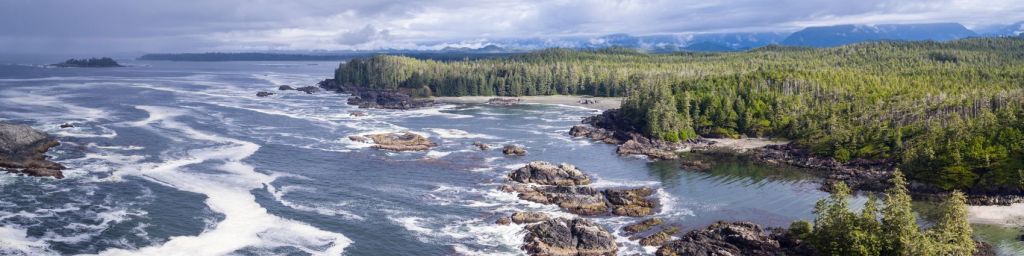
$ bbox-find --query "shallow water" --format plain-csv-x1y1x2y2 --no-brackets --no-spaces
0,61,1019,255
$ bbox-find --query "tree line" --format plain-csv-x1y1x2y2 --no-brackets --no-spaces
334,38,1024,192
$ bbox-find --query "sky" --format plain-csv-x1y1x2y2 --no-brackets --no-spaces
1,0,1022,54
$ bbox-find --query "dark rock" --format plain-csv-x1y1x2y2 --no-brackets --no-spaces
316,79,340,91
346,89,435,110
522,218,618,256
623,218,663,235
349,111,368,117
603,187,657,217
487,97,521,106
348,135,369,143
59,123,74,129
617,138,678,160
974,241,997,256
501,183,608,215
472,141,490,150
639,227,679,247
256,91,275,97
295,86,320,94
756,144,893,192
568,124,620,144
503,144,527,156
0,123,65,179
278,85,295,90
364,132,436,151
496,216,512,225
508,161,592,186
656,221,783,256
679,159,712,171
511,212,550,224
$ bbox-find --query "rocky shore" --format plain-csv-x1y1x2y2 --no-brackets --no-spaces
498,161,659,217
570,109,1024,206
0,123,65,179
318,79,435,110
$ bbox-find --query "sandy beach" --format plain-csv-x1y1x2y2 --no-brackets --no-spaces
430,95,622,110
969,203,1024,227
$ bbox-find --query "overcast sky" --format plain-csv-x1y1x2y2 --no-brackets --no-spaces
1,0,1022,54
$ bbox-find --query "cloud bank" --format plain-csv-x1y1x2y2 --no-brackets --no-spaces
0,0,1022,54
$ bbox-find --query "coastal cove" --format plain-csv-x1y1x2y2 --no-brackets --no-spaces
0,60,1020,255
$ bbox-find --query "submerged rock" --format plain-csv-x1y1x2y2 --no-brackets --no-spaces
349,111,368,117
623,218,663,235
502,144,527,156
278,85,295,90
656,221,783,256
59,123,74,129
0,123,65,179
679,159,712,171
522,218,618,256
511,212,551,224
363,132,436,151
256,91,275,97
508,161,592,186
295,86,320,94
472,141,490,150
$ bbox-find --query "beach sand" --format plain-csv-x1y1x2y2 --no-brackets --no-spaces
969,203,1024,227
431,95,622,110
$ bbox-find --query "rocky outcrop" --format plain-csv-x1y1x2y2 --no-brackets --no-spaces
603,187,657,217
623,218,663,235
522,218,618,256
496,216,512,225
256,91,274,97
278,85,295,91
487,97,521,106
59,123,74,129
755,144,894,192
0,123,65,179
316,79,339,91
511,212,551,224
568,125,620,144
346,89,435,110
503,144,527,156
508,161,592,186
502,184,609,215
639,227,679,247
350,132,436,151
499,168,658,217
656,221,785,256
974,241,997,256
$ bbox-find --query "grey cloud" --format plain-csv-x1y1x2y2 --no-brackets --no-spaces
0,0,1022,54
336,25,390,45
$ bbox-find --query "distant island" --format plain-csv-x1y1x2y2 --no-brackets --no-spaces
51,57,123,67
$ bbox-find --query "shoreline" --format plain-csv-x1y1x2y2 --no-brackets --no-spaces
430,95,622,110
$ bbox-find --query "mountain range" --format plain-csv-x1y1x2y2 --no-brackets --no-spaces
473,21,1024,52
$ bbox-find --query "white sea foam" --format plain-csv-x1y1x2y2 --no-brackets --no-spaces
0,226,54,255
93,106,351,256
267,185,364,221
424,128,497,139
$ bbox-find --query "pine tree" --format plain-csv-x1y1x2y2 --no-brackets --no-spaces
929,191,975,255
880,170,926,256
